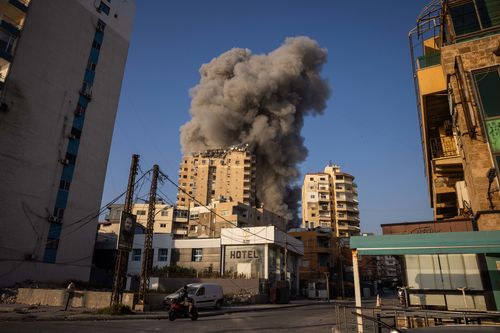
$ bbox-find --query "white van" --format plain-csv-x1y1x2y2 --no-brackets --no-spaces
164,283,224,309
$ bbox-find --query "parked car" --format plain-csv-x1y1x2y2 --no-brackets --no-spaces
164,283,224,310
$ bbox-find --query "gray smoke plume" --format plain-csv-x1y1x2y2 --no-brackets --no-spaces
180,36,330,221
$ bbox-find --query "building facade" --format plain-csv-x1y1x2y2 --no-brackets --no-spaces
187,200,287,238
176,144,256,208
0,0,135,286
100,203,189,238
301,164,360,237
288,228,337,295
409,0,500,228
125,226,304,295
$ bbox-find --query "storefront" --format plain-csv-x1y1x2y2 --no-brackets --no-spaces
221,226,304,295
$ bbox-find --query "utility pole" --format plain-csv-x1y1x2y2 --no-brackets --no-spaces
111,154,139,306
324,272,330,303
284,234,287,281
138,165,159,308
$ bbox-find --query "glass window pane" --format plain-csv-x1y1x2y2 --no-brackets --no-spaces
485,119,500,153
450,2,481,36
474,70,500,118
477,0,500,28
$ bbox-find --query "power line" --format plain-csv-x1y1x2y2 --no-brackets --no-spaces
159,170,302,253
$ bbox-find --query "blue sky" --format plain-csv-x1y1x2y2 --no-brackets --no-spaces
102,0,434,234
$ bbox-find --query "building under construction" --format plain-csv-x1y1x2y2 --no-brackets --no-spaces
409,0,500,229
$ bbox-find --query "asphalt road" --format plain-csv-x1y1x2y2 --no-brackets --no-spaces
0,304,337,333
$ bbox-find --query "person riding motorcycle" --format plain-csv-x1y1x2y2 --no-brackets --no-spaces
178,285,194,314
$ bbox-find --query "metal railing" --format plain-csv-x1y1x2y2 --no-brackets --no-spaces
333,304,500,333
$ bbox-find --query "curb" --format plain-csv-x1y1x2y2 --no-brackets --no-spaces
0,301,328,322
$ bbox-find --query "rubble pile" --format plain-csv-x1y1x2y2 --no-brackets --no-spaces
225,289,256,305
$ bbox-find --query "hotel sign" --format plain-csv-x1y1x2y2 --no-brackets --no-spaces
229,250,259,259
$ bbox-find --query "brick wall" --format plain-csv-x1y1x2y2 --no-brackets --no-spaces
440,35,500,230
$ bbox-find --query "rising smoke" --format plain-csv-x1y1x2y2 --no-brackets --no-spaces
180,36,330,222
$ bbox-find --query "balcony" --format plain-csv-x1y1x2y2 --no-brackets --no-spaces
0,16,20,35
0,33,15,62
8,0,29,13
417,51,440,69
430,136,458,159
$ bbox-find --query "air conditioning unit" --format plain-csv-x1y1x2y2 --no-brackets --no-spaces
48,215,59,223
456,181,471,209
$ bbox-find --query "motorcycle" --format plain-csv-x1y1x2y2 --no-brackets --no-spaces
168,297,199,321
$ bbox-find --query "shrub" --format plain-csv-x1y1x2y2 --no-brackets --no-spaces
96,303,133,315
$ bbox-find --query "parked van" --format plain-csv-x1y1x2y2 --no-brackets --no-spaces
164,283,224,309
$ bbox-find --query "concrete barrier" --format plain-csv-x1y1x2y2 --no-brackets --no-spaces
17,288,134,309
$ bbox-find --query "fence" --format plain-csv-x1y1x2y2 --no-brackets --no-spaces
333,304,500,333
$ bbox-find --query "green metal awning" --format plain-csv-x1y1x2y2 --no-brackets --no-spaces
350,230,500,255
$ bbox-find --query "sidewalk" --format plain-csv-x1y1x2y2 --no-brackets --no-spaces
0,299,345,322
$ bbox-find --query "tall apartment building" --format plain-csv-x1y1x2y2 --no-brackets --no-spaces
409,0,500,229
302,164,360,237
176,144,256,208
0,0,135,286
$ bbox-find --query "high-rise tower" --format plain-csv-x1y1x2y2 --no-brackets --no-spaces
177,145,257,208
0,0,135,286
302,164,360,237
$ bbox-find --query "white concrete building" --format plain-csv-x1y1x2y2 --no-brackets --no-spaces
0,0,135,286
127,233,174,275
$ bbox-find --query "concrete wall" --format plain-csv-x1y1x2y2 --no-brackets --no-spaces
153,277,260,295
0,0,133,286
381,219,474,235
16,288,134,309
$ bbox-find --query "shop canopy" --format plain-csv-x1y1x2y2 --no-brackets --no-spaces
350,230,500,256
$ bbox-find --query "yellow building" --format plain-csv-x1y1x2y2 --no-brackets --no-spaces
409,0,500,229
176,144,256,208
301,164,360,237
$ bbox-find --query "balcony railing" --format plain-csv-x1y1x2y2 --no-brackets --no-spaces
417,51,440,69
430,136,458,159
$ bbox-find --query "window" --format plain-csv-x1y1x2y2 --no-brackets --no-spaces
160,223,166,228
87,59,97,71
311,213,316,217
96,19,106,31
473,67,500,174
310,195,316,199
98,1,110,15
132,249,141,261
192,248,203,262
59,180,71,191
136,210,146,215
75,104,86,116
65,153,77,165
92,40,101,50
161,209,168,216
448,0,500,38
157,248,168,261
319,177,325,181
196,287,205,296
309,177,314,181
71,127,82,139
